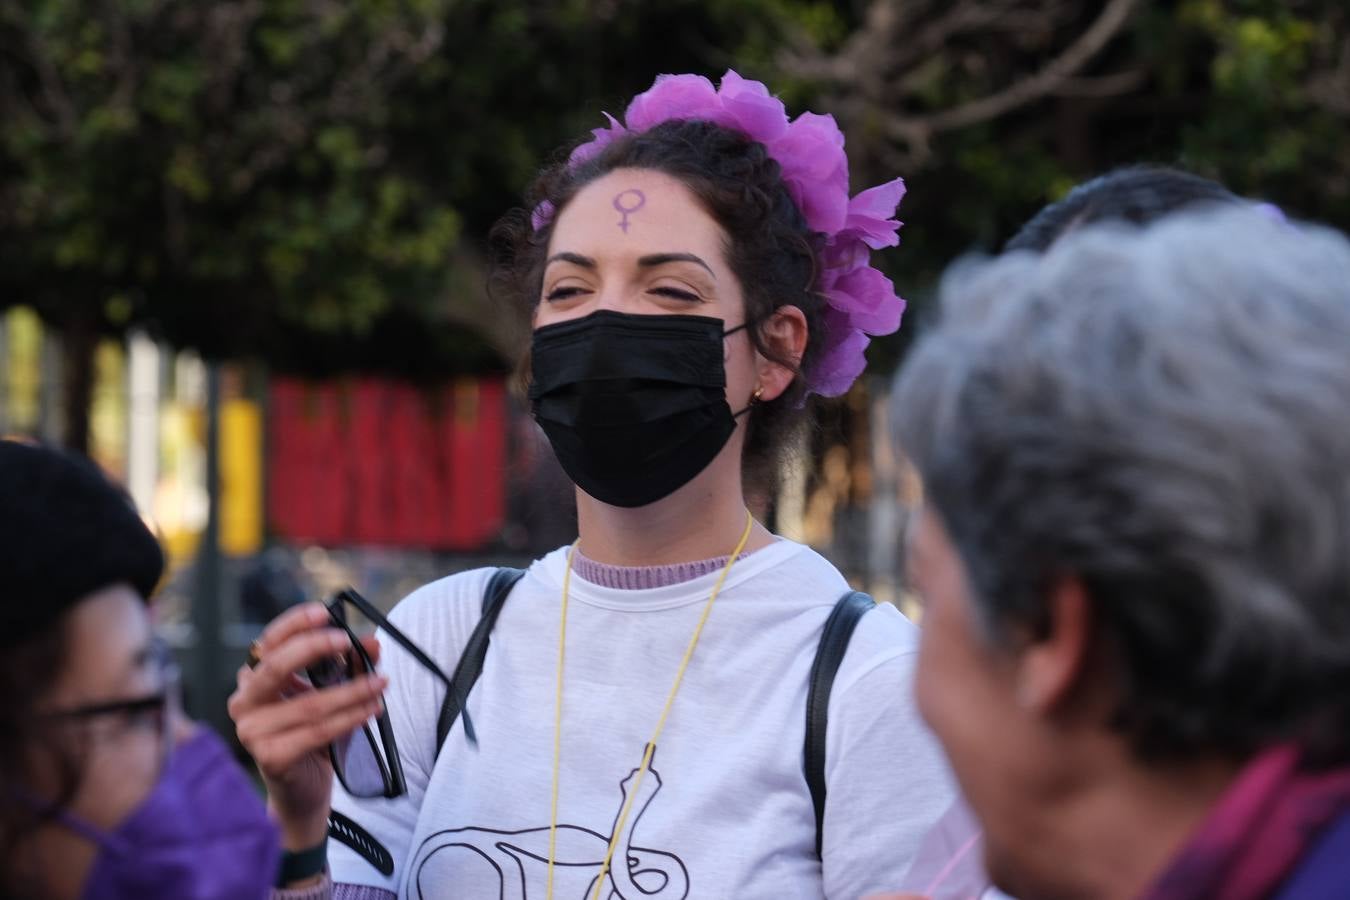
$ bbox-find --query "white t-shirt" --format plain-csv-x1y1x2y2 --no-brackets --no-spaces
328,539,955,899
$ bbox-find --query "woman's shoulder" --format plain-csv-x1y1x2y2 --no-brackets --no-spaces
775,543,922,693
385,548,570,634
738,539,921,665
738,538,850,596
851,600,921,658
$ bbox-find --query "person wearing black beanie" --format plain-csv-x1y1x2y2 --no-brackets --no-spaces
0,440,281,899
0,441,164,647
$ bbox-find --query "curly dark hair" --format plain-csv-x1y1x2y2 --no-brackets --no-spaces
490,119,828,498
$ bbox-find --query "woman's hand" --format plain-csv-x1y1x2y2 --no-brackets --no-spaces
228,602,388,849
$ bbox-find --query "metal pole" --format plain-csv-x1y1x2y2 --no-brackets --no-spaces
190,362,227,736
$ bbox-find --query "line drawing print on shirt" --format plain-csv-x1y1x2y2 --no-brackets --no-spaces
408,749,690,899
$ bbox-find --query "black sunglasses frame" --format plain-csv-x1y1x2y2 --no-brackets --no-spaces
39,641,181,775
314,588,476,800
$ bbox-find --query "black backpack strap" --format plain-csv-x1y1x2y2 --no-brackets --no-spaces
805,590,876,858
434,567,526,754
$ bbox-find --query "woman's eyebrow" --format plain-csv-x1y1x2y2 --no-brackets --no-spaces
637,253,716,278
545,252,597,269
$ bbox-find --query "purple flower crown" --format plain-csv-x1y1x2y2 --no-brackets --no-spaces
531,70,907,398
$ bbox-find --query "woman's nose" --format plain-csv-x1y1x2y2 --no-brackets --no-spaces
595,284,632,313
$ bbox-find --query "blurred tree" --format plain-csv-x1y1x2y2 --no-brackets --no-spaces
780,0,1350,368
5,1,1346,452
0,0,837,451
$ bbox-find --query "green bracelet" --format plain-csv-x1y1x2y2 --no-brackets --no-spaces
277,835,328,887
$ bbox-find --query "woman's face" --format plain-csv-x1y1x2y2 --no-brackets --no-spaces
908,512,1044,895
26,585,191,898
537,167,761,416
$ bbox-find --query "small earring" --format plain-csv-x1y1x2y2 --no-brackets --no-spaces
752,386,765,403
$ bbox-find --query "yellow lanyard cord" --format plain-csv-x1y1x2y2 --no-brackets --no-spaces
545,541,577,900
545,510,755,900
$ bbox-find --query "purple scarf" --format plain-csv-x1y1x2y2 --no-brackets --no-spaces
1141,745,1350,900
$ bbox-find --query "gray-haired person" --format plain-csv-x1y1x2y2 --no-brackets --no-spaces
891,208,1350,900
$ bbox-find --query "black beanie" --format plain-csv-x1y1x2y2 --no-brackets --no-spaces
0,440,165,648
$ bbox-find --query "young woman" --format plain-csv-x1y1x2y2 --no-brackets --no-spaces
234,71,953,900
0,440,281,899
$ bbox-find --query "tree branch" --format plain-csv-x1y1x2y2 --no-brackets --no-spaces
1052,68,1147,98
892,0,1141,142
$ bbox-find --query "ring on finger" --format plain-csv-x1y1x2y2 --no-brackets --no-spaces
246,640,263,670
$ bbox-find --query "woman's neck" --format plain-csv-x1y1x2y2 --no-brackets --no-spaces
1011,747,1239,900
575,456,774,566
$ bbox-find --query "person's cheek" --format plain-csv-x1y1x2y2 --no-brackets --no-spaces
914,593,957,736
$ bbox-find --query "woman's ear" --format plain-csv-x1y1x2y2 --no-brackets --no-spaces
755,305,808,403
1014,576,1094,715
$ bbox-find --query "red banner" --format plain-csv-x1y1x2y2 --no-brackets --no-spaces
267,376,507,550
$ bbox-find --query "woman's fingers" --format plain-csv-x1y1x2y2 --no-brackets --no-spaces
228,627,349,719
233,663,308,699
227,605,396,780
248,701,380,777
238,674,388,776
236,673,388,749
251,628,349,697
256,602,332,653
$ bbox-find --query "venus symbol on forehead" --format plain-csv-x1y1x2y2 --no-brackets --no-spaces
613,189,646,233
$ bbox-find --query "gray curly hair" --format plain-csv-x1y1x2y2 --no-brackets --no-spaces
893,207,1350,763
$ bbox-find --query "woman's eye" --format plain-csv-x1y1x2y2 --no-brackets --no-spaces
649,286,702,303
544,286,588,302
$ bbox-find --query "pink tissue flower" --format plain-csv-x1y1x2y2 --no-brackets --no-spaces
842,178,907,249
827,265,906,336
812,314,871,398
821,234,871,276
770,112,849,234
567,113,627,167
718,69,789,142
531,200,556,232
625,73,728,131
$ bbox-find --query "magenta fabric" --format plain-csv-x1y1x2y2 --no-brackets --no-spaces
1141,745,1350,900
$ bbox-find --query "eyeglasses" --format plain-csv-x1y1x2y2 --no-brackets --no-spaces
40,639,181,775
310,588,467,799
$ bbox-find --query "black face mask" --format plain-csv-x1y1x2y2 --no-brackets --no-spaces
529,310,749,508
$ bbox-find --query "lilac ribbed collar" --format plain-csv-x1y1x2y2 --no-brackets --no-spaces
571,546,764,590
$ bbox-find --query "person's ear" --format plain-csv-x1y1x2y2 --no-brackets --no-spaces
1013,576,1093,714
753,305,808,402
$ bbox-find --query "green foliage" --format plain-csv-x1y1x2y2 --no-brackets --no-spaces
1170,0,1349,223
0,0,820,376
2,0,1345,387
839,0,1350,374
